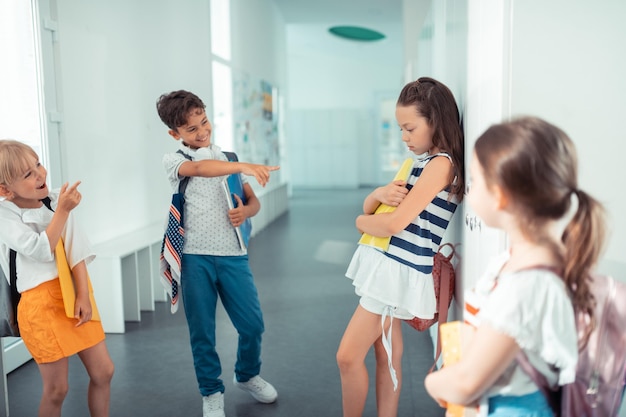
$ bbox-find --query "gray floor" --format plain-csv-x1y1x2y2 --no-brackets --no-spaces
7,188,445,417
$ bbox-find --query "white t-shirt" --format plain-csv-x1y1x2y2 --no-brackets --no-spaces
162,143,247,256
0,190,95,293
464,251,578,398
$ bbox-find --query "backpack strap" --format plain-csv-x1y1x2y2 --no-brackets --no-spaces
516,351,562,415
176,150,193,194
222,151,239,162
41,196,52,211
430,243,456,370
9,248,19,328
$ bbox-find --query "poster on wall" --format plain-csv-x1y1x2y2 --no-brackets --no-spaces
233,71,279,168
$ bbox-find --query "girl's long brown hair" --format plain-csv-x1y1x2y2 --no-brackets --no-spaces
397,77,465,201
474,117,606,334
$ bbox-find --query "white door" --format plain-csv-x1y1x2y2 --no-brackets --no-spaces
460,0,512,298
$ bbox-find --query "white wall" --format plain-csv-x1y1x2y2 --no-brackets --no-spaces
405,0,468,254
417,0,626,281
286,23,403,188
507,0,626,275
52,0,287,245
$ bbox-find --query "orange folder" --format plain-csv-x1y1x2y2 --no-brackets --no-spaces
55,238,101,321
439,321,469,417
358,158,414,251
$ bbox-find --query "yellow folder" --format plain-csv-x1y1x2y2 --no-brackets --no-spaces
439,321,469,417
358,157,414,251
55,238,101,321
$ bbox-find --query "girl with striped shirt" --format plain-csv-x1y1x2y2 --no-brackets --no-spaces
337,77,465,417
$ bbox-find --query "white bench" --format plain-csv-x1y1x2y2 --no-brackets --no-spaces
89,224,164,333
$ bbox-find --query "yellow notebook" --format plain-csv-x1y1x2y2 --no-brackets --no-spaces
55,238,101,321
439,321,471,417
358,158,414,251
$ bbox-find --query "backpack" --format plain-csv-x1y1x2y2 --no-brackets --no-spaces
0,252,20,337
517,274,626,417
405,242,457,333
159,151,192,314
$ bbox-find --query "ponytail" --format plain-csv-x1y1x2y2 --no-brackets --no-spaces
562,189,606,341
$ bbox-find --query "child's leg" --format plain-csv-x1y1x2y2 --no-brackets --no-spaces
181,254,223,396
374,317,404,417
216,256,263,380
77,340,114,417
336,305,385,417
37,358,69,417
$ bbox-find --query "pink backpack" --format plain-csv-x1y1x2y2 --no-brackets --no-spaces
518,274,626,417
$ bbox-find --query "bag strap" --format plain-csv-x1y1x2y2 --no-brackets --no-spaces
222,151,238,162
177,150,193,195
9,248,19,325
431,243,457,371
516,351,561,414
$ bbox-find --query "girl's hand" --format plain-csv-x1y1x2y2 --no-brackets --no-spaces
73,294,92,327
56,181,82,213
228,194,248,227
376,180,408,207
240,163,280,187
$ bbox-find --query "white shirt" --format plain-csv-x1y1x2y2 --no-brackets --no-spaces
162,143,247,256
0,190,95,293
464,251,578,398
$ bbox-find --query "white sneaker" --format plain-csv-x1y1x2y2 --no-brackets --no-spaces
233,375,278,403
202,392,225,417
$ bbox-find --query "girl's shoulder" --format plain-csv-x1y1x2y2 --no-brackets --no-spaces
417,152,452,163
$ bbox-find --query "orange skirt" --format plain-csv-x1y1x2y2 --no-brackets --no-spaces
17,278,105,364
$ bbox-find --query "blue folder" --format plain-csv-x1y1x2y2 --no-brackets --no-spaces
223,152,252,249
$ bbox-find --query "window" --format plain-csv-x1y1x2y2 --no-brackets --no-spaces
211,60,234,151
210,0,231,61
210,0,234,152
0,0,47,166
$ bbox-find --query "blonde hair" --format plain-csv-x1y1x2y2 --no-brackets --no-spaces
0,140,39,185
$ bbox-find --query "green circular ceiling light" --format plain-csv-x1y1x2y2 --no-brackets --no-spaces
328,26,385,42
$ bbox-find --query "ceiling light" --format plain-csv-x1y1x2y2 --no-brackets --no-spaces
328,26,385,42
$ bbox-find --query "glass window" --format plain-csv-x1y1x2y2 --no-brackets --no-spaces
211,60,234,151
210,0,231,61
0,0,47,165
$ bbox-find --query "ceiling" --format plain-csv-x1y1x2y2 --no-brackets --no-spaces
272,0,406,61
271,0,404,25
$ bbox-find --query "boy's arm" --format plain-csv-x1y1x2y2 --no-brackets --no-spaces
178,160,279,187
228,183,260,227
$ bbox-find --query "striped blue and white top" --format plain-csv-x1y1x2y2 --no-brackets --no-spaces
346,152,459,320
384,153,459,274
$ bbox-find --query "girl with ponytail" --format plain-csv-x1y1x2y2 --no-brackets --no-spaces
424,116,606,416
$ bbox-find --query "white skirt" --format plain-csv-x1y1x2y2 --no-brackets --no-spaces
346,245,436,319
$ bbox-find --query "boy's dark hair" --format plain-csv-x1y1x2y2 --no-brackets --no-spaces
156,90,206,131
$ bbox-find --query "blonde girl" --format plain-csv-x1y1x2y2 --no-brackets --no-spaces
337,77,465,417
0,140,114,417
425,117,606,416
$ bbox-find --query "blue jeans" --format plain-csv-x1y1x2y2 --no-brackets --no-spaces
488,391,553,417
181,254,265,396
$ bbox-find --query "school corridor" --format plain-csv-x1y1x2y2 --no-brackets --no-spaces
7,189,445,417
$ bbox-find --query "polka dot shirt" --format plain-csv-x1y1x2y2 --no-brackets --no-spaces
163,144,247,256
